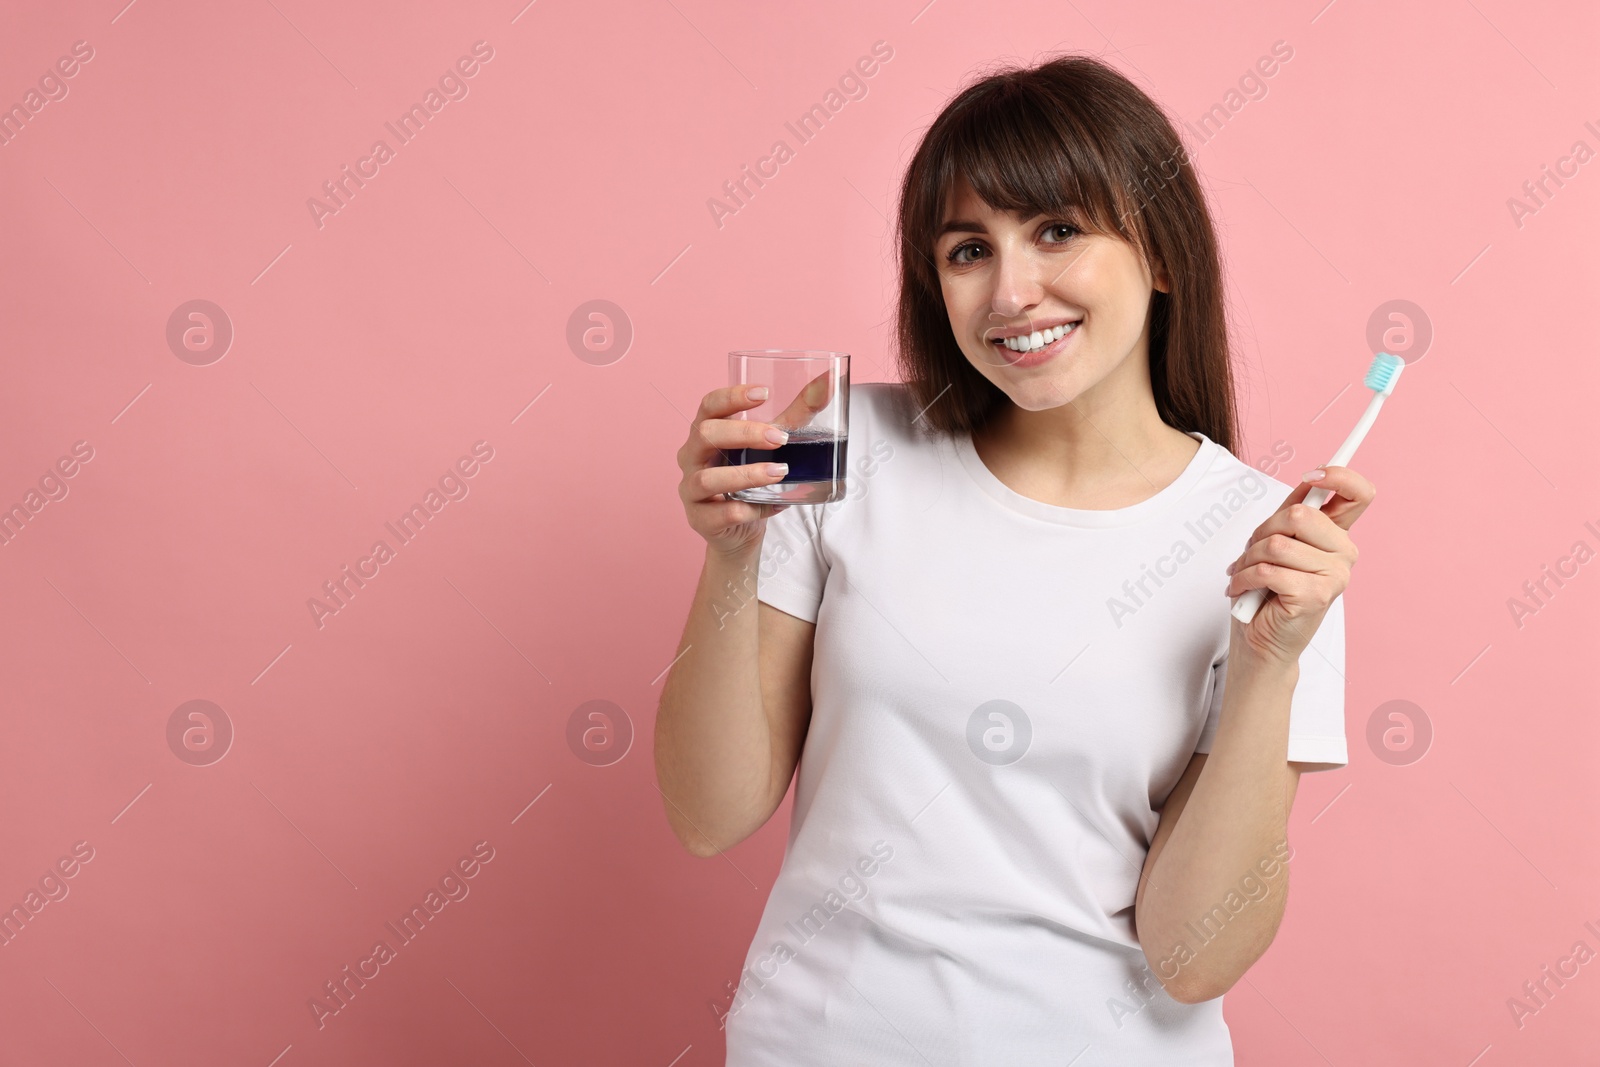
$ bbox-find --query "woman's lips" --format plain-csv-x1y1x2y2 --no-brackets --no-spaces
995,322,1078,368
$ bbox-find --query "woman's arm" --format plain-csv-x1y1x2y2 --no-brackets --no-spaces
654,546,816,857
655,382,820,857
1132,661,1306,1004
1134,463,1374,1003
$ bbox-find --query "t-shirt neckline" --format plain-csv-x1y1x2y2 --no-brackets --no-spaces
953,427,1220,528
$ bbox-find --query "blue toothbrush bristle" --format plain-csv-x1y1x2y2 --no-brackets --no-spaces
1365,352,1405,394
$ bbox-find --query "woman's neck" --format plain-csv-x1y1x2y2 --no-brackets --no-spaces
972,399,1200,511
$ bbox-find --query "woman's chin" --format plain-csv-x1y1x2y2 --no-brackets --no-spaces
1003,375,1081,411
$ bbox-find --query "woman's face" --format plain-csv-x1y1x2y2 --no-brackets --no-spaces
933,175,1169,416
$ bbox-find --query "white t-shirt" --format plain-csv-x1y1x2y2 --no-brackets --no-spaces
722,381,1348,1066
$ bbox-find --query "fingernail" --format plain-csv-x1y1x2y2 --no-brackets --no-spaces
765,427,789,445
1226,560,1237,575
766,463,789,477
748,386,769,401
1302,468,1326,482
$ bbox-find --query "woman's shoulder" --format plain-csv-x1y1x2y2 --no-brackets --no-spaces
849,380,909,418
800,382,942,524
1186,437,1303,527
847,381,944,449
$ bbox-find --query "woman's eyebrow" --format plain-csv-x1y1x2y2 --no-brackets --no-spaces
935,210,1051,239
935,218,987,239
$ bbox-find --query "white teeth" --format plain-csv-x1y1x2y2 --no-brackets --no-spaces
1001,321,1076,352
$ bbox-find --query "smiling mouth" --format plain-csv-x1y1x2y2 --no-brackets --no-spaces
987,320,1080,368
991,320,1080,354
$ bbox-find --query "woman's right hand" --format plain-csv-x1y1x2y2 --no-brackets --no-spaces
677,383,794,558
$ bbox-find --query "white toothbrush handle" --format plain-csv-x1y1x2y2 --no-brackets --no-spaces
1230,392,1387,624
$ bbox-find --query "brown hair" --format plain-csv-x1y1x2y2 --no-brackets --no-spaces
891,53,1238,456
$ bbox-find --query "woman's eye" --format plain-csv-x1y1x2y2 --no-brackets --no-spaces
1045,223,1080,243
945,242,982,265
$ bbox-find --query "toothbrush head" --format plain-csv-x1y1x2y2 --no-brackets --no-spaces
1365,352,1405,396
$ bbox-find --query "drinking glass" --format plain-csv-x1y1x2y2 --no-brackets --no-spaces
723,350,849,505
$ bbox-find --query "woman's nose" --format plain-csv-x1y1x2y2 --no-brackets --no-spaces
988,251,1045,318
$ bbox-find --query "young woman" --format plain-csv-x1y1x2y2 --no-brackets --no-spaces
657,53,1373,1066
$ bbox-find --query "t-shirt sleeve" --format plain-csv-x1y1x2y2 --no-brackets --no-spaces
753,501,830,624
1195,593,1349,769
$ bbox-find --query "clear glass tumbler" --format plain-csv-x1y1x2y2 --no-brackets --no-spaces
724,350,850,505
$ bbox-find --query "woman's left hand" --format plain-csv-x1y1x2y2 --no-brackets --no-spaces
1223,464,1376,668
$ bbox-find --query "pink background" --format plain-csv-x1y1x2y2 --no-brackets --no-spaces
1,0,1595,1063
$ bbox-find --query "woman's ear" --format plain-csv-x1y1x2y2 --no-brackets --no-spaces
1153,259,1172,294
